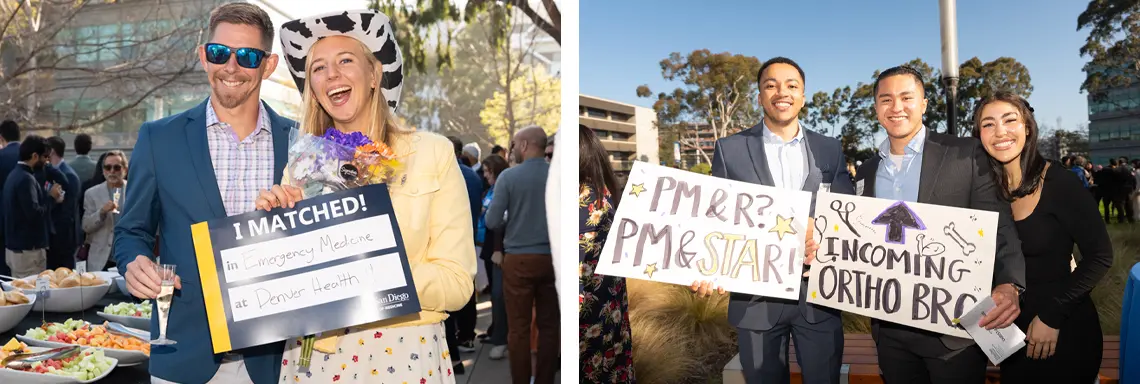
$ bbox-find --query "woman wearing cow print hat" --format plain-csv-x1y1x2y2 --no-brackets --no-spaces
264,10,476,383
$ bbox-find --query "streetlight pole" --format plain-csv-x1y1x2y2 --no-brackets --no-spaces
939,0,960,136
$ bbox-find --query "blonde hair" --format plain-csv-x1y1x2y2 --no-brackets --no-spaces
299,37,409,145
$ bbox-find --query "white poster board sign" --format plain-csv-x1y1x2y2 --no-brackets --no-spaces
595,162,812,300
805,192,997,337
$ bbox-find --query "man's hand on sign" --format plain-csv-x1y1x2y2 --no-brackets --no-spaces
125,255,181,299
1025,315,1059,360
690,280,725,298
255,184,304,211
803,218,819,277
978,283,1021,330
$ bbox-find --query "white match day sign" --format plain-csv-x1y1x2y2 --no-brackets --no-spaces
805,192,997,338
595,162,813,300
193,184,419,353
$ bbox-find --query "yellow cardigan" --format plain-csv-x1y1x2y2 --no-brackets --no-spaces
297,131,476,353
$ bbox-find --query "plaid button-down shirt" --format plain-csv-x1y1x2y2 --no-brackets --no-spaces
206,98,275,217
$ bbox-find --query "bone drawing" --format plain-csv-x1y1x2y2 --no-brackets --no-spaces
943,222,976,257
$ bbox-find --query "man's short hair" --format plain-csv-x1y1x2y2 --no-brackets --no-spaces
445,136,463,156
45,136,65,158
491,145,505,155
74,134,92,155
0,120,20,142
757,57,806,87
874,65,926,98
18,135,47,161
208,3,274,50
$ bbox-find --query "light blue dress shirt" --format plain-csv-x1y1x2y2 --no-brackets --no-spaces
761,122,808,190
875,127,927,202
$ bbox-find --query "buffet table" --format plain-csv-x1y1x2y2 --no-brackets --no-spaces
0,290,150,383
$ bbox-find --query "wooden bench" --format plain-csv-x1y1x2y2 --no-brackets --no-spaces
723,334,1120,384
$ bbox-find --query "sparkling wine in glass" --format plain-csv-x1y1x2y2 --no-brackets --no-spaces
111,188,122,214
152,264,177,346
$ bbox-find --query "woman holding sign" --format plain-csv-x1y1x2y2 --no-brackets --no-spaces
972,91,1113,383
260,10,475,384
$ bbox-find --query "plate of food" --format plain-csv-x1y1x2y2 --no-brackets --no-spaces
97,301,150,331
2,268,111,312
17,320,149,366
0,290,36,333
0,338,119,383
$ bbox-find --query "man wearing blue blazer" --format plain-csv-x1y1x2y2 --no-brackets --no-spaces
0,120,22,277
693,57,853,384
113,3,293,384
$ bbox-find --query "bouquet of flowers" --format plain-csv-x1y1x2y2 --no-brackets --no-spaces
284,128,402,199
283,128,402,368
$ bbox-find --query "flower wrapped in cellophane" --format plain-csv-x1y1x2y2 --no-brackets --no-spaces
281,127,402,368
283,128,402,199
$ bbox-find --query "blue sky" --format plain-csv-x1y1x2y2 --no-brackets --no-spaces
581,0,1093,136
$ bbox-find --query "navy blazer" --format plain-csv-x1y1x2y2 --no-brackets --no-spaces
3,164,51,251
49,162,81,242
710,124,854,331
114,100,294,384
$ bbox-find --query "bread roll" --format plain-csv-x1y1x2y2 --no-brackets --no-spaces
53,268,72,282
79,272,104,286
57,275,80,288
37,270,53,281
0,294,7,306
5,291,28,304
11,280,34,290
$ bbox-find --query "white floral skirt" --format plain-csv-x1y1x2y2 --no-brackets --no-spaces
280,322,455,383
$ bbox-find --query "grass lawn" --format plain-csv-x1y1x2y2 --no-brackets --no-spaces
625,211,1139,383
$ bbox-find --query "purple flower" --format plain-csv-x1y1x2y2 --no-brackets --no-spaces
320,128,371,161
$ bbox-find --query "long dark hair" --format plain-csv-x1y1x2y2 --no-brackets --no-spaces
480,155,508,186
579,124,621,206
970,90,1046,201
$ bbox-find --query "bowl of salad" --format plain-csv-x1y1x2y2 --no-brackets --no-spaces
17,319,149,366
0,338,119,383
97,301,150,331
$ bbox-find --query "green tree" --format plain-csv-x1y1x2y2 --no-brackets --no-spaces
637,50,761,164
480,64,560,144
370,0,559,73
1077,0,1140,101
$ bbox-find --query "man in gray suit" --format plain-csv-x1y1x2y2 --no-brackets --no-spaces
855,66,1025,384
694,57,853,384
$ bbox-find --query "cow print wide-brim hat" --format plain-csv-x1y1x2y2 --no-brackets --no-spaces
279,10,403,113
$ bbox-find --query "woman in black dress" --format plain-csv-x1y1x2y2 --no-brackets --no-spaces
972,91,1113,383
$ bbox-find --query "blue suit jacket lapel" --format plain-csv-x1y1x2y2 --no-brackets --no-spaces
263,104,292,184
802,131,823,193
744,125,775,186
184,100,227,218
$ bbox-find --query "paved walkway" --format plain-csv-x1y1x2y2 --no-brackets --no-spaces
452,295,560,384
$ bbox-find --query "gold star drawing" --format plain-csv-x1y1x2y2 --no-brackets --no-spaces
628,183,647,197
643,263,658,279
768,214,797,241
811,291,817,299
977,229,984,237
833,224,839,232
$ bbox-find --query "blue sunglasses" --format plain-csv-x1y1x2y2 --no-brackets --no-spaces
204,43,267,69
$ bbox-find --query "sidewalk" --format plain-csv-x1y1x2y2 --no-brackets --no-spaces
453,295,561,384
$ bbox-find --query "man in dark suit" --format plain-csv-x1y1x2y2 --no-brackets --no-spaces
44,136,81,270
854,66,1025,384
694,57,854,384
3,135,61,278
1095,161,1117,222
0,120,20,277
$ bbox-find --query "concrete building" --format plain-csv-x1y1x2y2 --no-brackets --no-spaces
579,94,658,176
1087,84,1140,165
1,0,305,158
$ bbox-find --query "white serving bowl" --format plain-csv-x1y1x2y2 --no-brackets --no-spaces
17,324,149,366
2,276,111,313
0,346,120,383
0,292,37,333
96,311,150,331
113,277,128,297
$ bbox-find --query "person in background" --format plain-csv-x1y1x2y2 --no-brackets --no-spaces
972,90,1111,383
446,135,483,372
1066,155,1089,189
3,135,61,278
464,142,482,172
1116,156,1136,223
1095,159,1117,222
81,150,127,272
491,144,506,160
485,125,557,384
544,132,555,163
70,133,96,183
0,120,20,277
579,124,634,383
478,154,510,359
44,136,80,270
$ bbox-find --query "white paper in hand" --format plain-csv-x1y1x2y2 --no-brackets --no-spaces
955,295,1026,365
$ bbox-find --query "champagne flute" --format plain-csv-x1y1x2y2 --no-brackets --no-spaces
151,264,177,345
111,187,122,214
